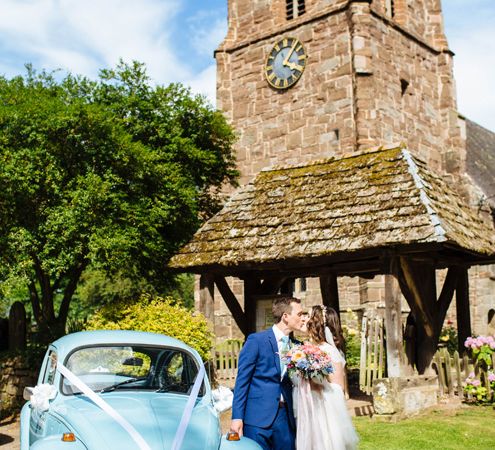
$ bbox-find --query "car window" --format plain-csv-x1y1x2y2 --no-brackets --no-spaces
42,351,57,385
61,345,202,396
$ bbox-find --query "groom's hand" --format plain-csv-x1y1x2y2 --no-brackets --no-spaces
230,419,243,437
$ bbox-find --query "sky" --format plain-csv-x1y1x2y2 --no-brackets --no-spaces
0,0,493,131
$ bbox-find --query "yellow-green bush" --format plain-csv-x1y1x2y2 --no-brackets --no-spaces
85,295,213,361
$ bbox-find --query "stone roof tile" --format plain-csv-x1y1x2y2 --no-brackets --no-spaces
170,147,495,270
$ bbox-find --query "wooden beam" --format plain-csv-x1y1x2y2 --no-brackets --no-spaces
384,272,404,377
436,266,460,329
213,276,248,337
320,274,340,317
456,267,471,354
244,277,261,336
199,274,215,323
398,257,435,337
259,276,287,295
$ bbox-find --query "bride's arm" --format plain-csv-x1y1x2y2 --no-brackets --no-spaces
329,361,345,390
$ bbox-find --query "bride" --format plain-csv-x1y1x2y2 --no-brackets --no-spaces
293,305,359,450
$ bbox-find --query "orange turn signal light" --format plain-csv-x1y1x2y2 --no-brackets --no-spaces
61,432,76,442
226,431,240,441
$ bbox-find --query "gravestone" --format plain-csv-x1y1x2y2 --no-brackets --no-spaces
8,301,26,351
0,317,8,351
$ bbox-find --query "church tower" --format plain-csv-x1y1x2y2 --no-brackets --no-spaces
215,0,465,185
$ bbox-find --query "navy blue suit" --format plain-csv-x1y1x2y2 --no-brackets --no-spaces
232,328,296,450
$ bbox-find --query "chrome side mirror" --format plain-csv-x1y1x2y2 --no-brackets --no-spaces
23,387,34,401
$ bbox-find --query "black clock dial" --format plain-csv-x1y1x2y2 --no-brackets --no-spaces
265,37,307,90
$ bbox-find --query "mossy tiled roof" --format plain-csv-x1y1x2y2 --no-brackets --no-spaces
169,147,495,271
466,118,495,205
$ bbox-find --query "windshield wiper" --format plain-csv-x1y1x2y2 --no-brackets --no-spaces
100,377,143,393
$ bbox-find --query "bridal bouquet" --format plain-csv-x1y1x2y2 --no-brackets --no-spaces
282,343,334,382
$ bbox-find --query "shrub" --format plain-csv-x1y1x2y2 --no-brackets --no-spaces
463,334,495,403
343,325,361,369
85,294,213,361
439,323,458,355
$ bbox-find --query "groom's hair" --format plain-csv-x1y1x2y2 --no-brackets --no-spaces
272,296,301,323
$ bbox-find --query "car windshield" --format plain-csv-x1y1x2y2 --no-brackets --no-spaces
61,345,202,396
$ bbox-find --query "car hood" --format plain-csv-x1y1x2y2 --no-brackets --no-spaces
53,392,220,450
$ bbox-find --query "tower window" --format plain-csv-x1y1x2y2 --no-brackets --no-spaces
287,0,306,20
385,0,395,18
400,78,409,96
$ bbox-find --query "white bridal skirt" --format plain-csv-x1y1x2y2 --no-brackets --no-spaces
294,379,358,450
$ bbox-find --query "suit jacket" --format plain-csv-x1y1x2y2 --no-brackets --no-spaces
232,328,296,430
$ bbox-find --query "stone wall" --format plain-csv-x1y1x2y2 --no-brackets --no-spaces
0,356,38,418
217,1,463,186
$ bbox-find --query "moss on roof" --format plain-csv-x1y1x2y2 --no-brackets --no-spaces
169,147,495,271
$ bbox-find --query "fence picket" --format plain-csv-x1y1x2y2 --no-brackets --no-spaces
359,316,385,395
432,349,493,402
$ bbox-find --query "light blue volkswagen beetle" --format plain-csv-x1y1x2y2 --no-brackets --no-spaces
20,330,260,450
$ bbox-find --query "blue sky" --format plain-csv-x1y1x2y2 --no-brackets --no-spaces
0,0,493,131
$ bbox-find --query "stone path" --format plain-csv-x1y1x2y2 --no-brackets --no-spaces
0,415,19,450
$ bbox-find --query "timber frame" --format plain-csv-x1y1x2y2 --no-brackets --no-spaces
170,147,495,376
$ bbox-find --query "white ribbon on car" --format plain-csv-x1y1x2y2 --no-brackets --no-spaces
30,383,57,413
170,364,206,450
56,362,151,450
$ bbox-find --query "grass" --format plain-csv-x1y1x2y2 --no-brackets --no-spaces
353,405,495,450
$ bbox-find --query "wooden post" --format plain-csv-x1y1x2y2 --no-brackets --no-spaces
384,273,404,377
456,267,471,354
244,278,261,336
320,274,340,317
8,301,26,351
199,274,215,325
214,276,248,337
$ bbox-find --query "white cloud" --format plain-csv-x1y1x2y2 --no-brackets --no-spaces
451,28,495,131
0,0,191,83
187,10,227,58
185,64,217,106
443,1,495,131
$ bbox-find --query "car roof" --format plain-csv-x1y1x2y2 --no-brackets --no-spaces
51,330,198,359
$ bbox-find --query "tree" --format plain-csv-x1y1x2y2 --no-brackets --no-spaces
0,63,237,340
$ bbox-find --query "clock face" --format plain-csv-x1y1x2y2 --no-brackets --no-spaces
265,37,307,90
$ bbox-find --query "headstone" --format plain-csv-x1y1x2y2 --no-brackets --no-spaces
8,301,26,351
0,317,8,350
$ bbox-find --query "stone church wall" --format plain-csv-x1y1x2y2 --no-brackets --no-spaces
217,7,355,186
206,0,494,344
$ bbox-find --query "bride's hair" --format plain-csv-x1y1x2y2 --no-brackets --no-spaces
306,306,326,344
325,307,346,354
307,306,346,353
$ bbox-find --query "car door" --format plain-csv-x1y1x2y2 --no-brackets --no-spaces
29,348,58,445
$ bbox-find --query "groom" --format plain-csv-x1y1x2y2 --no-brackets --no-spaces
230,296,304,450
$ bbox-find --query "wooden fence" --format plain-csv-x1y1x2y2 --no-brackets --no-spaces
432,347,495,400
213,339,243,386
359,315,385,395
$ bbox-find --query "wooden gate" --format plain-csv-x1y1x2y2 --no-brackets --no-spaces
359,315,385,395
213,339,243,387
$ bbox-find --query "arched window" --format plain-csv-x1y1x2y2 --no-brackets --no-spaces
385,0,396,18
286,0,306,20
488,309,495,333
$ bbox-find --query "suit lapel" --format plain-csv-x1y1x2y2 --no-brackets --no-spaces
267,328,281,377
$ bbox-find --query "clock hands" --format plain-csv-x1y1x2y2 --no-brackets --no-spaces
282,39,298,68
285,61,304,72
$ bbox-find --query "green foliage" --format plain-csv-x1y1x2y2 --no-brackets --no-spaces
463,335,495,403
438,323,458,355
0,62,236,338
343,327,361,369
85,294,213,361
